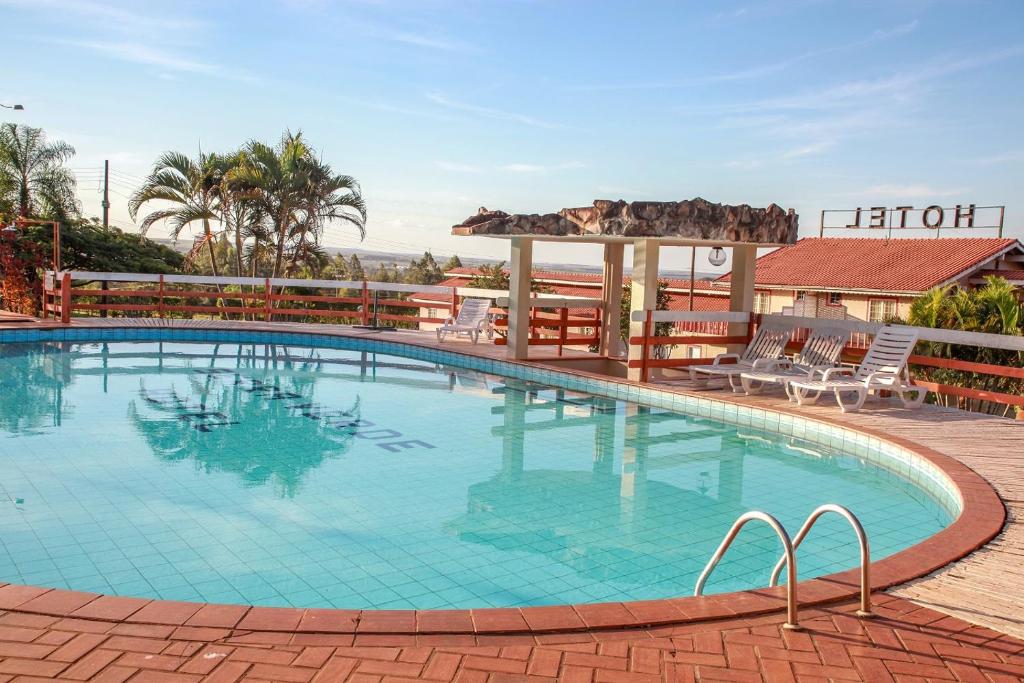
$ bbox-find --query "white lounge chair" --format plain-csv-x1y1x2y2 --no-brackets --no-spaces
687,323,793,392
788,326,927,413
739,327,850,398
436,297,493,344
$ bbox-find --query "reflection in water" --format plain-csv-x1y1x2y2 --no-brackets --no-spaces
0,342,73,433
447,381,754,585
128,346,362,498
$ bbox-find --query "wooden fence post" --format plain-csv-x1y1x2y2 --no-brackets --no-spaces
558,307,568,356
60,272,71,325
264,278,273,322
450,287,458,318
361,281,371,326
640,309,652,383
158,275,165,318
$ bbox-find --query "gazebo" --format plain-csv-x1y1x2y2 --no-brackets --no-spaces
452,198,798,379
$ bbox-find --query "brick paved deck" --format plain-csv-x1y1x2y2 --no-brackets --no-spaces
1,594,1022,682
1,319,1022,680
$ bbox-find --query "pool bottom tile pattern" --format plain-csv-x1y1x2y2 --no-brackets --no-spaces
0,334,952,610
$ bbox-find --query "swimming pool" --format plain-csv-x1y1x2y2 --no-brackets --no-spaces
0,329,956,610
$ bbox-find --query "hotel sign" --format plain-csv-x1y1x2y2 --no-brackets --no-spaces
819,204,1005,237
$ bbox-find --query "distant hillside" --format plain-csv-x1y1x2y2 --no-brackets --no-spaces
152,239,717,280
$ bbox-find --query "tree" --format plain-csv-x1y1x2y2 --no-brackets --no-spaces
128,150,224,277
474,262,509,290
0,123,79,221
347,254,365,281
369,262,400,283
231,131,365,281
619,281,673,357
405,251,444,285
442,254,463,272
1,218,184,315
904,276,1023,416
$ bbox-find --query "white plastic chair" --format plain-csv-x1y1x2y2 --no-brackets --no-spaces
687,323,793,392
788,326,927,413
739,327,851,398
436,298,493,344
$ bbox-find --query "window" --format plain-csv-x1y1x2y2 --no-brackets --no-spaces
868,299,897,322
753,291,771,314
794,290,807,301
687,345,703,359
826,292,842,306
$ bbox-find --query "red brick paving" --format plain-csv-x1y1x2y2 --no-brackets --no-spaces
0,594,1021,682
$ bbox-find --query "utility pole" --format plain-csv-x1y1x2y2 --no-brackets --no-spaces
100,160,110,317
102,160,110,228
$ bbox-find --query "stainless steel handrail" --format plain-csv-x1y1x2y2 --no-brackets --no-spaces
694,511,800,630
768,503,872,617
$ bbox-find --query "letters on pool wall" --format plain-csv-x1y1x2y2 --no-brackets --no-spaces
142,369,437,452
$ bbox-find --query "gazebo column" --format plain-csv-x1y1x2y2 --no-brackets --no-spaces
507,236,534,360
599,242,624,357
728,245,758,353
626,239,660,381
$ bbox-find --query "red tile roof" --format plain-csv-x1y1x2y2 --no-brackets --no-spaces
411,273,724,310
441,267,719,291
717,238,1021,293
977,269,1024,283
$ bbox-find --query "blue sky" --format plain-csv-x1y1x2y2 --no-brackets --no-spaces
2,0,1023,270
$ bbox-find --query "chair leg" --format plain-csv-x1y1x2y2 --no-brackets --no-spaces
740,375,761,395
471,330,479,344
900,386,927,409
728,373,745,393
835,388,866,413
793,385,820,406
437,329,445,343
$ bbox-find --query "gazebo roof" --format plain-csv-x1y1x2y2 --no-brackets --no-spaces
451,198,798,247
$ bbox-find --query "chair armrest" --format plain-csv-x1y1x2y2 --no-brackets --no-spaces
821,367,855,381
713,353,741,366
752,357,789,370
864,370,901,387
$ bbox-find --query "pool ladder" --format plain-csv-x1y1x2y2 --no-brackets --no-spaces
693,504,872,630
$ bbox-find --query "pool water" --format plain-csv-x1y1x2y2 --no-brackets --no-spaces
0,338,953,609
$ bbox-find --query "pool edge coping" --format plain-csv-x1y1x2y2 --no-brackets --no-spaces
0,320,1007,636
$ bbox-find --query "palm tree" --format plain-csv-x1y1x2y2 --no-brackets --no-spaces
289,155,365,277
231,134,309,280
0,123,79,220
232,131,366,280
128,151,224,277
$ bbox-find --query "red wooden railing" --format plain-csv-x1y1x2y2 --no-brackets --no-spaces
42,272,454,327
491,306,602,355
41,271,601,356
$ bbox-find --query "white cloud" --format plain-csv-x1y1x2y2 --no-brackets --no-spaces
570,20,921,92
59,40,258,83
780,140,835,158
425,92,563,129
0,0,204,32
499,161,584,173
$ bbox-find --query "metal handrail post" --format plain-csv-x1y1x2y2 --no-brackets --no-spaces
769,503,872,617
695,510,800,629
